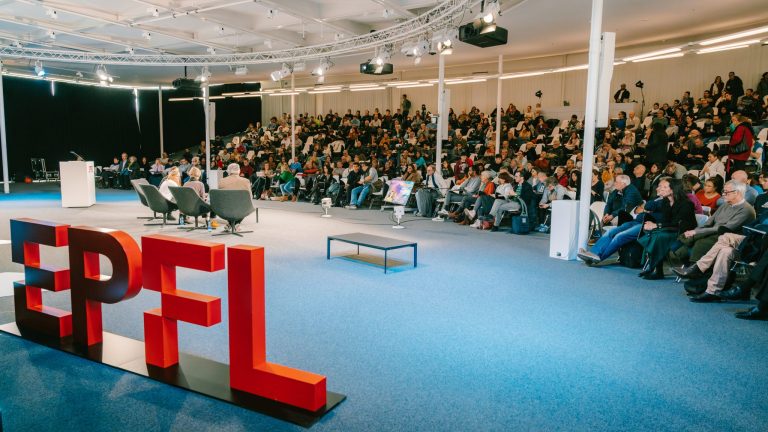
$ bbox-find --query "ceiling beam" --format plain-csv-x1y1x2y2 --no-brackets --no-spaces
256,0,370,37
12,0,237,52
0,13,169,54
130,0,305,47
368,0,417,19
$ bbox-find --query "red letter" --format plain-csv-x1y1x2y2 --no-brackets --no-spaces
10,218,72,338
142,234,225,367
228,246,327,412
68,226,143,346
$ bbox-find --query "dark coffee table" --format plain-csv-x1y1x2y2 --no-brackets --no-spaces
327,233,417,273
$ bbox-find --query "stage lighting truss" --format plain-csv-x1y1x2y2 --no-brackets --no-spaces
0,0,483,67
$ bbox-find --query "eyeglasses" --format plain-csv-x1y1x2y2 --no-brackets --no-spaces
722,190,737,195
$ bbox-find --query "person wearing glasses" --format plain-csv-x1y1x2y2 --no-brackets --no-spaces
670,180,755,268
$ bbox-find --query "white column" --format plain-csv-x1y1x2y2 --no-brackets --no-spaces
158,85,164,157
435,53,445,167
291,73,296,161
203,83,211,183
495,54,502,155
577,0,604,249
0,63,8,194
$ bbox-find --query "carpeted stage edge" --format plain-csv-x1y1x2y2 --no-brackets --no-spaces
1,182,767,432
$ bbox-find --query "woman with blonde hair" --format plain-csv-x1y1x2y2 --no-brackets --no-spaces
159,166,181,201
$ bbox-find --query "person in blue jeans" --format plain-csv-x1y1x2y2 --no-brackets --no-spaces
347,161,378,209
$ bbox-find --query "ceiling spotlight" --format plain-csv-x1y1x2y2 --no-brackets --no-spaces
96,64,111,82
270,63,291,81
438,39,453,55
45,8,57,19
34,60,45,77
142,31,151,40
207,46,216,54
383,9,392,19
334,32,344,41
196,66,211,82
480,0,500,23
47,30,56,40
126,46,135,55
148,7,160,17
75,71,83,82
312,57,333,77
435,28,457,56
414,56,422,65
12,40,22,48
267,9,275,19
370,45,392,66
217,26,225,35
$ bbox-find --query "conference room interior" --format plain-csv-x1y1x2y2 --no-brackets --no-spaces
1,0,768,431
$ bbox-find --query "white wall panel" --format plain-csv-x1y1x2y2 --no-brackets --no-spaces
262,44,768,123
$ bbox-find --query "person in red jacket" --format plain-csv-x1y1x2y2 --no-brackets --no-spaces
727,114,754,177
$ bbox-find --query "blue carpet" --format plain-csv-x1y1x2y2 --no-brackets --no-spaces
1,192,768,431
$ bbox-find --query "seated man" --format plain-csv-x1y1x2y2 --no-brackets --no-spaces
602,175,643,226
488,170,534,232
347,161,378,209
440,165,482,216
219,163,251,191
415,164,449,217
672,180,755,263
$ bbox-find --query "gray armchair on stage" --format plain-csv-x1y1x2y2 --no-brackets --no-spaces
138,184,176,227
169,186,211,231
209,189,258,237
130,178,158,220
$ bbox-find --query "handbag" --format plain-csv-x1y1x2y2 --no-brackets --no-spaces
510,199,530,235
729,132,750,155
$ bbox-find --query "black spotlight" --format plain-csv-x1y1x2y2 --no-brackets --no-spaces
635,80,644,89
535,90,543,98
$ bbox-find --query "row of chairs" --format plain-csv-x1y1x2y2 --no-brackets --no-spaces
130,179,258,237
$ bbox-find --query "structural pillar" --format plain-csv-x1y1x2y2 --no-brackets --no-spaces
577,0,604,250
496,54,502,155
291,73,296,161
435,53,445,167
158,85,164,157
0,61,9,194
203,83,211,184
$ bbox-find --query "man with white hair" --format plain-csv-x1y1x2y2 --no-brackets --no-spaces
673,180,757,302
602,174,643,226
218,163,251,191
671,179,755,265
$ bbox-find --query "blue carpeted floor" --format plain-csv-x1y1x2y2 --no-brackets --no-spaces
1,184,767,431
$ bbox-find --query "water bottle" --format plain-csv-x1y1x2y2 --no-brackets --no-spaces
207,219,212,232
178,215,183,226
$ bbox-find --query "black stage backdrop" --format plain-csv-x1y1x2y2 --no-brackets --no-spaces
0,76,261,178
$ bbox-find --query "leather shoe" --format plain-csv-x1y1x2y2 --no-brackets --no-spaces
684,280,707,295
719,285,751,301
734,307,768,321
672,264,704,279
689,293,723,303
642,272,665,280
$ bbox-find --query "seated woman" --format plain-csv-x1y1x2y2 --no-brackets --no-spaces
252,161,275,200
183,167,206,200
455,170,495,224
277,161,295,201
488,171,535,231
310,165,336,204
158,166,181,219
694,177,722,214
637,177,697,280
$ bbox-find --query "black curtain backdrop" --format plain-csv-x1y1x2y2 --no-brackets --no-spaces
0,76,260,179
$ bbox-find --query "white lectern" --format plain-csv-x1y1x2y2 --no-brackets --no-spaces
207,169,224,190
549,200,580,260
60,161,96,208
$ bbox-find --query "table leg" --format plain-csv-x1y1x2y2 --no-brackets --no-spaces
327,238,331,260
384,250,388,274
357,244,360,255
413,244,417,268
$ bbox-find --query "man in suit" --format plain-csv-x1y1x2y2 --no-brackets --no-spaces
117,152,130,189
219,163,251,191
416,164,449,217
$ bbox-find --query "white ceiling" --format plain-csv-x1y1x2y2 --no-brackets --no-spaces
0,0,766,85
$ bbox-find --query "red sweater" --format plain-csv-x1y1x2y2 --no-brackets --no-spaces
728,124,753,161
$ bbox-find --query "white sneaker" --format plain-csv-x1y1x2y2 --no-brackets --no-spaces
345,205,357,209
470,219,482,228
437,209,449,216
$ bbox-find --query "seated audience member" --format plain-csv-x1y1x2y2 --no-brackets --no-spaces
695,178,722,214
441,166,482,216
104,157,120,188
219,163,251,191
672,180,756,263
699,152,725,181
602,174,643,226
252,162,275,199
635,178,698,279
591,169,605,202
343,162,362,206
488,171,534,231
459,170,496,226
416,164,449,217
580,178,694,272
309,165,336,204
347,160,378,209
725,248,768,320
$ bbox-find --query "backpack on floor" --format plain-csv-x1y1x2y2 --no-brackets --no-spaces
509,199,530,235
618,240,644,268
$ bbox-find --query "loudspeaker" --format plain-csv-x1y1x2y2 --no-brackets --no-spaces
549,200,580,260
